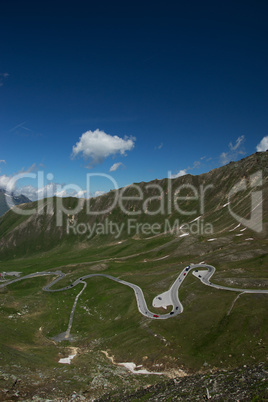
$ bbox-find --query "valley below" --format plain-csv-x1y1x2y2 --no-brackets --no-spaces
0,153,267,400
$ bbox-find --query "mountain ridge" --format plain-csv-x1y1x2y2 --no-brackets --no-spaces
0,152,267,400
0,188,31,217
0,151,267,259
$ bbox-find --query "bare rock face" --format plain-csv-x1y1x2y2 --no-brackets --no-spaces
97,363,268,401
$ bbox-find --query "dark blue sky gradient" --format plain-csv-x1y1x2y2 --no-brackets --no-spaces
0,1,267,195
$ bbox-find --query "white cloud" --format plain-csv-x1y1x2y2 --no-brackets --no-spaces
15,183,56,200
220,152,230,165
109,162,124,172
14,185,37,200
192,160,201,169
256,136,268,152
16,183,89,201
94,190,106,197
0,175,15,191
0,168,88,201
76,190,87,198
10,122,43,138
72,129,135,167
220,135,246,165
10,122,32,133
170,169,187,179
0,166,42,193
229,135,245,151
18,163,42,174
169,157,203,179
0,163,48,194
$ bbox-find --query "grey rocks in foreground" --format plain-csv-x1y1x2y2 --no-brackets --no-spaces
96,363,268,401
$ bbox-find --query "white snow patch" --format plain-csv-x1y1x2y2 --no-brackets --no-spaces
245,238,254,241
179,233,189,238
240,227,247,232
207,238,216,242
229,223,241,232
102,351,163,375
235,234,243,236
58,348,77,364
59,354,76,364
223,202,230,207
190,216,201,223
118,362,163,375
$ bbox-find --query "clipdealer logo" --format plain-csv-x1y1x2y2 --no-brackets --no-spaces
4,169,264,235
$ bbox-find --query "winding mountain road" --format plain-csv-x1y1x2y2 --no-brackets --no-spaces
1,264,267,322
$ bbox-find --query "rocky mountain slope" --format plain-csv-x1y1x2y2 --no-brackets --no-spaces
97,363,268,401
0,152,267,401
0,152,267,259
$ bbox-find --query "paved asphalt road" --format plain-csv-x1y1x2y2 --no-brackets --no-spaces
1,264,267,320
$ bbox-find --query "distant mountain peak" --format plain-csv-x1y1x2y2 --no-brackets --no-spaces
0,188,31,217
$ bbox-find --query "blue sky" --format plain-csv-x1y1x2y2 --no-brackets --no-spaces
0,1,267,199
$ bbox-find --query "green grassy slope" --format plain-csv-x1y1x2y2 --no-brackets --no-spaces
0,152,267,259
0,152,267,399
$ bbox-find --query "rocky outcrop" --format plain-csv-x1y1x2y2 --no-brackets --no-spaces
97,363,268,401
